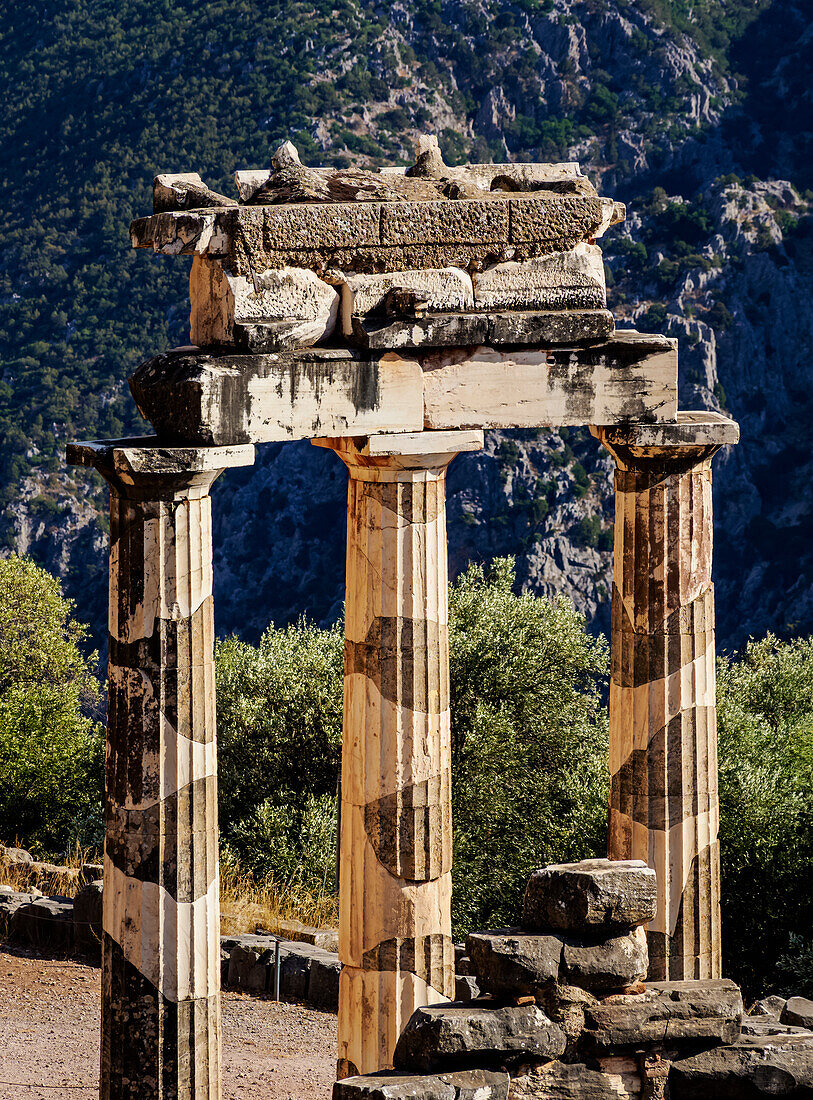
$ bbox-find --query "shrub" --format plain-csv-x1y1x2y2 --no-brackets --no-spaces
0,554,104,854
448,559,609,936
717,633,813,998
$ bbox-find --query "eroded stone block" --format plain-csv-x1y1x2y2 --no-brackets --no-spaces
392,1002,566,1073
190,256,339,347
669,1033,813,1098
560,926,648,992
783,998,813,1030
466,929,562,998
508,1058,642,1099
153,172,237,213
334,1069,510,1100
522,860,658,933
473,245,606,311
339,268,474,335
582,979,743,1049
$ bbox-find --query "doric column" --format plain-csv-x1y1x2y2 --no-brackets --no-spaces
67,438,254,1100
591,413,738,981
315,430,483,1078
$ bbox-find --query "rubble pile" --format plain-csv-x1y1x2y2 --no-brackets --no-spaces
334,860,813,1099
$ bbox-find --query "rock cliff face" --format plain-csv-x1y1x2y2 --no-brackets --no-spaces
2,0,812,651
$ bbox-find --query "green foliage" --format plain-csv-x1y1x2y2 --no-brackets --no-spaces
448,559,609,935
215,616,344,879
717,633,813,998
0,554,103,854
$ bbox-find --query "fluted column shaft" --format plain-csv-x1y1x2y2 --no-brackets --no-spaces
67,440,254,1100
593,414,737,982
318,431,481,1078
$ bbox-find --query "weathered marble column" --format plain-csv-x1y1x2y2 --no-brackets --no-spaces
591,412,738,981
67,438,254,1100
315,430,483,1077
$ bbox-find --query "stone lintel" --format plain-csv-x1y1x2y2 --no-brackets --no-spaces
129,334,677,446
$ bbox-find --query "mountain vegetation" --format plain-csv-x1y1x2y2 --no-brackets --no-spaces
1,0,811,651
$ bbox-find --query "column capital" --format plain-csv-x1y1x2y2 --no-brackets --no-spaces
591,412,738,473
313,430,483,480
67,436,255,499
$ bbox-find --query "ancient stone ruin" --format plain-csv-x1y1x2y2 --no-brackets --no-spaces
66,136,753,1098
339,859,813,1099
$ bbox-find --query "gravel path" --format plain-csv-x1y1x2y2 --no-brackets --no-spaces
0,947,336,1099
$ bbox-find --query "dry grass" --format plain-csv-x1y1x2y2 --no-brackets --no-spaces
219,860,338,937
1,843,337,936
0,841,96,898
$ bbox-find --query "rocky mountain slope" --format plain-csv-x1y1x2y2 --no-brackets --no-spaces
1,0,811,650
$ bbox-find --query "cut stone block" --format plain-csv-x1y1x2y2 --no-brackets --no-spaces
421,332,678,430
153,172,237,213
130,194,616,277
742,1020,813,1038
190,256,339,348
582,978,743,1049
309,955,341,1011
0,890,35,937
751,995,787,1020
560,926,648,992
538,985,599,1057
73,880,103,956
466,929,562,997
334,1069,510,1100
522,860,658,933
349,309,614,350
9,896,74,952
339,268,474,335
668,1034,813,1098
473,244,606,311
392,1002,566,1073
455,976,480,1002
783,998,813,1030
509,1058,642,1099
129,347,424,446
274,919,339,953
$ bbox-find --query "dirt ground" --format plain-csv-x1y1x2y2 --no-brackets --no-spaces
0,946,336,1099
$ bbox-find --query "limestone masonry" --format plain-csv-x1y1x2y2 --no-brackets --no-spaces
63,136,756,1099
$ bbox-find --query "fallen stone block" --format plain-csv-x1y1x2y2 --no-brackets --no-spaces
73,879,102,956
466,929,562,998
560,926,648,992
392,1001,566,1073
783,997,813,1031
190,257,339,348
280,946,311,1001
228,941,273,993
522,860,657,933
472,244,606,312
508,1057,642,1099
455,976,480,1002
153,172,237,213
80,862,103,884
339,268,474,334
582,979,743,1050
742,1020,813,1038
309,955,341,1011
751,995,787,1020
1,845,33,863
669,1034,813,1098
334,1068,509,1100
537,985,599,1057
0,889,35,938
272,920,339,954
10,896,74,952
